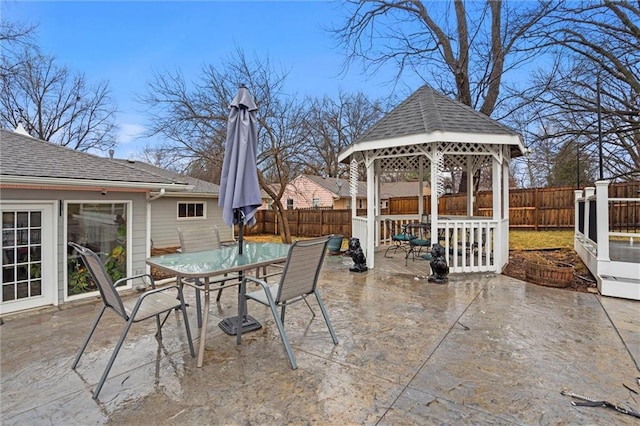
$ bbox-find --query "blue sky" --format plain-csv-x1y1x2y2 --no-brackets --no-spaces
4,1,423,159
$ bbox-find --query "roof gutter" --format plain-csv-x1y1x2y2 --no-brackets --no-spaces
148,188,166,201
0,175,193,191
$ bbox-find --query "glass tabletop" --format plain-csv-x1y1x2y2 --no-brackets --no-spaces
146,242,291,277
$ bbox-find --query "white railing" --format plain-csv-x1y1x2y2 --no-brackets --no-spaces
376,214,499,273
575,181,640,259
574,180,640,300
378,214,419,245
439,217,498,273
351,216,368,249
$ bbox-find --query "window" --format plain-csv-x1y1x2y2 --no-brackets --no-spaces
66,202,128,297
286,198,294,210
2,210,42,302
312,198,320,208
358,199,364,209
178,202,205,219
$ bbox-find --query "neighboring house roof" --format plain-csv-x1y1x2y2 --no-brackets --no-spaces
114,159,219,195
0,129,191,191
380,181,431,198
291,175,429,200
338,85,525,164
293,174,367,199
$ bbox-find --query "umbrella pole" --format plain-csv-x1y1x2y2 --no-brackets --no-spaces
237,209,243,255
218,209,262,336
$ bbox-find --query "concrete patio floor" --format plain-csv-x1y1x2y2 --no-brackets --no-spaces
2,250,639,425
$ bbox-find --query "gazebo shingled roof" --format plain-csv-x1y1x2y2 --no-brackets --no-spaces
339,85,526,172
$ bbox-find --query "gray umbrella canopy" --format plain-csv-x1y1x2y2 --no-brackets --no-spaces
218,86,262,228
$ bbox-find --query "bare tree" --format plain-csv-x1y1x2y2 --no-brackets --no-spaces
335,1,556,113
509,1,640,184
140,50,312,243
334,0,558,190
0,45,117,152
302,91,387,178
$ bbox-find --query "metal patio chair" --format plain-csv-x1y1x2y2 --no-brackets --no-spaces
68,242,195,399
238,236,338,369
405,221,432,265
177,226,240,327
384,219,416,257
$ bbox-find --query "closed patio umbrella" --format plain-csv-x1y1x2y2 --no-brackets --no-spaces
218,84,263,335
218,84,262,245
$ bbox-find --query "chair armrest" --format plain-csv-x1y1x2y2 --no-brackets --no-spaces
114,273,155,289
243,275,271,291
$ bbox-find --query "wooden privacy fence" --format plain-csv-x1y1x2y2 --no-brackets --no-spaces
246,182,640,236
247,209,352,237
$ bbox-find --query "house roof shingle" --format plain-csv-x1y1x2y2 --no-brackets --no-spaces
114,160,219,194
0,129,189,189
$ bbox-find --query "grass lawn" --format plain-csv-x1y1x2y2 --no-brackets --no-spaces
249,230,576,251
508,230,574,251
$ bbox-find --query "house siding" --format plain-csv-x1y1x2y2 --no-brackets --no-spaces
1,188,148,305
284,177,336,209
149,197,231,248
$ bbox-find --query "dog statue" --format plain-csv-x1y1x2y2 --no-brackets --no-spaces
428,243,449,284
347,237,368,273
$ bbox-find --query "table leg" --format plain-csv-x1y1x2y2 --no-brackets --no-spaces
197,277,210,368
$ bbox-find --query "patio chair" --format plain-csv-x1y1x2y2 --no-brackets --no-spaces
68,242,195,399
384,219,416,258
178,227,240,327
238,236,338,369
405,223,431,265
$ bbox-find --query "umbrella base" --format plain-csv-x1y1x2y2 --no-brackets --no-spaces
218,315,262,335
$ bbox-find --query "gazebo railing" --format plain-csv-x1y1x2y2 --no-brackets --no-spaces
376,214,499,273
439,217,498,273
352,216,368,248
378,214,420,245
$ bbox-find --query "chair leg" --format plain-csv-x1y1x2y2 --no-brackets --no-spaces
303,297,316,317
216,285,223,302
72,305,107,369
314,290,338,345
92,318,135,399
178,286,196,358
268,301,297,370
155,313,163,341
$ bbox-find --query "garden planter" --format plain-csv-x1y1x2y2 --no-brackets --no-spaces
524,260,574,288
327,234,344,255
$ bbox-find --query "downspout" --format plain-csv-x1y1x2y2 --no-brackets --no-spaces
148,188,166,202
146,188,166,273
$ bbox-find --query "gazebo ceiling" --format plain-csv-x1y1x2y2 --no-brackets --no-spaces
338,85,526,172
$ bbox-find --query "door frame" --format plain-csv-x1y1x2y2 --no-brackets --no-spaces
0,201,58,315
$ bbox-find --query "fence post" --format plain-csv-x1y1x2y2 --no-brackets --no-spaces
533,190,539,231
574,189,583,247
596,180,610,261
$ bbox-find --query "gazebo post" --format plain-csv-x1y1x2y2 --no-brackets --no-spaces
430,153,439,247
374,161,381,247
467,157,474,216
366,157,376,269
418,156,424,218
492,156,503,269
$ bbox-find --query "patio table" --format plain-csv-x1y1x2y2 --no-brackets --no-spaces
146,242,291,367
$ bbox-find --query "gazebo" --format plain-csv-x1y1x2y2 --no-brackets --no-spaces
338,85,526,272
